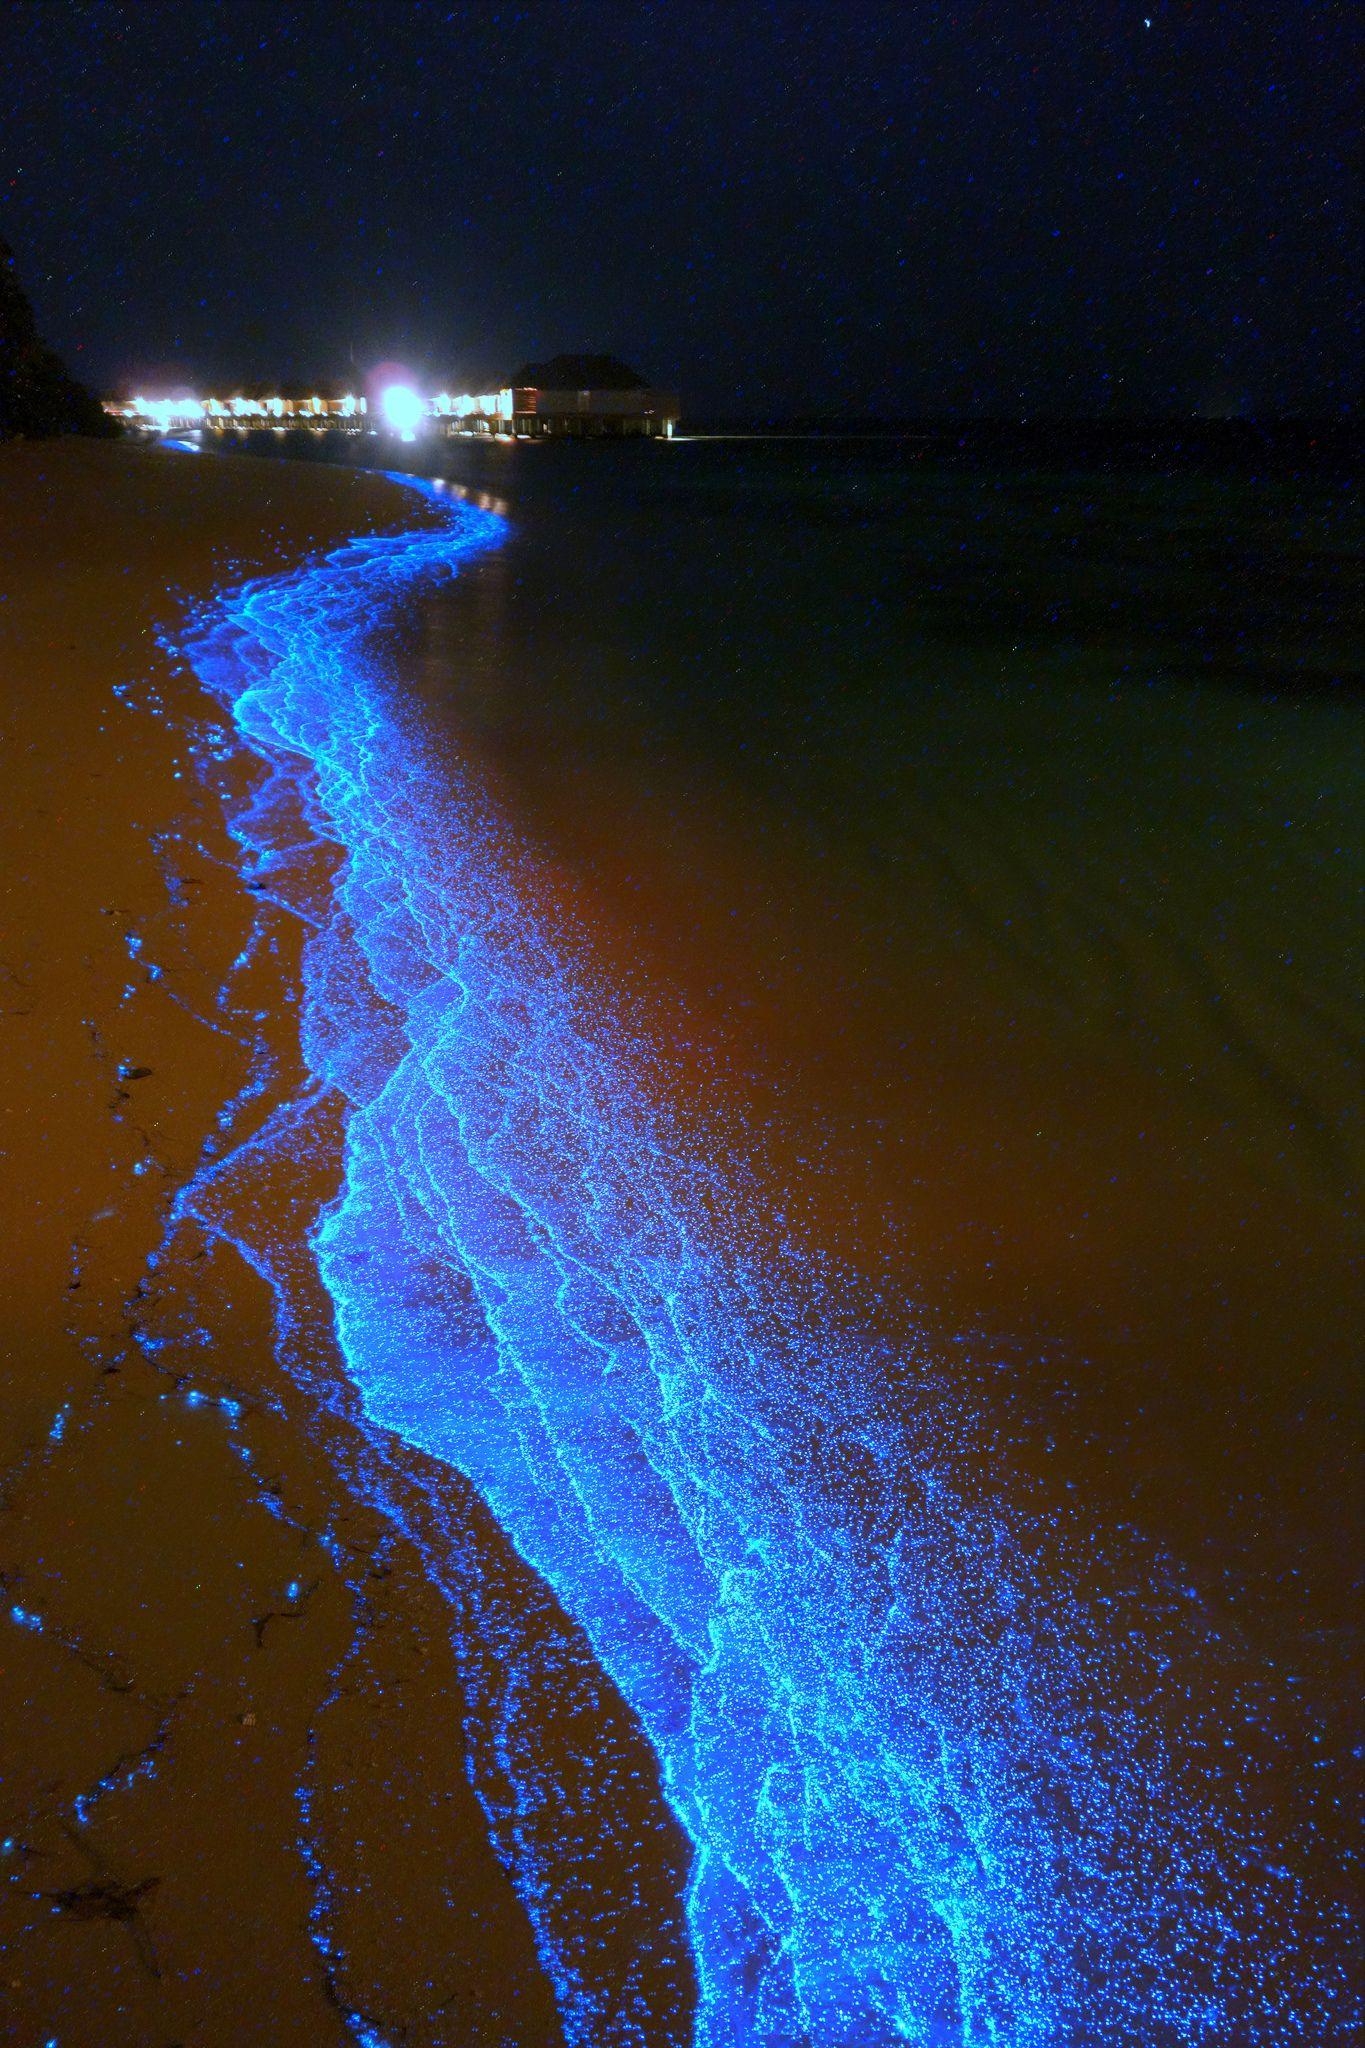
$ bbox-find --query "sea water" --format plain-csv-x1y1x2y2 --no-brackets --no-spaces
181,437,1361,2045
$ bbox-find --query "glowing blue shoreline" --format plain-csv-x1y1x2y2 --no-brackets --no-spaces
178,479,1353,2046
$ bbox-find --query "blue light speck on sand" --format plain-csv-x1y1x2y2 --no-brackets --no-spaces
178,478,1351,2046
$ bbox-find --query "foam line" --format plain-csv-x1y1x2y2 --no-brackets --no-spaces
178,477,1354,2046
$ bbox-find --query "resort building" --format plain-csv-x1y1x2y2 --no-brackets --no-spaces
105,382,369,434
108,358,679,440
508,355,679,438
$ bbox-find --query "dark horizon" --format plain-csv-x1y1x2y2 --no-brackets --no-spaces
3,0,1359,421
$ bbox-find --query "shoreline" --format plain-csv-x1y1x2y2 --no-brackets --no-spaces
171,448,1359,2037
0,441,640,2043
3,435,1356,2040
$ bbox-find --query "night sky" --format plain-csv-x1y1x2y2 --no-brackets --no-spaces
3,0,1359,418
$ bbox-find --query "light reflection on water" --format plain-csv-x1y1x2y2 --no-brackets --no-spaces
179,468,1359,2045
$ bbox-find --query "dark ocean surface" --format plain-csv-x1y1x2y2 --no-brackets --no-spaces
402,433,1361,1661
200,431,1361,2039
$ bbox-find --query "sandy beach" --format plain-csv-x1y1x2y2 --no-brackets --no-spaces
0,441,624,2044
1,435,1357,2044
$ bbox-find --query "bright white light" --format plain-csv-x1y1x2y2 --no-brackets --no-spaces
380,384,424,438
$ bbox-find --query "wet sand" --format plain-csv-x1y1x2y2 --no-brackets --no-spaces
0,442,672,2043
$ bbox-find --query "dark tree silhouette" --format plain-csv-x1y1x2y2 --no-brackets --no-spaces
0,236,118,439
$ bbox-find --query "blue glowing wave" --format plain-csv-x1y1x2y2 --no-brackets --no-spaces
179,479,1354,2046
